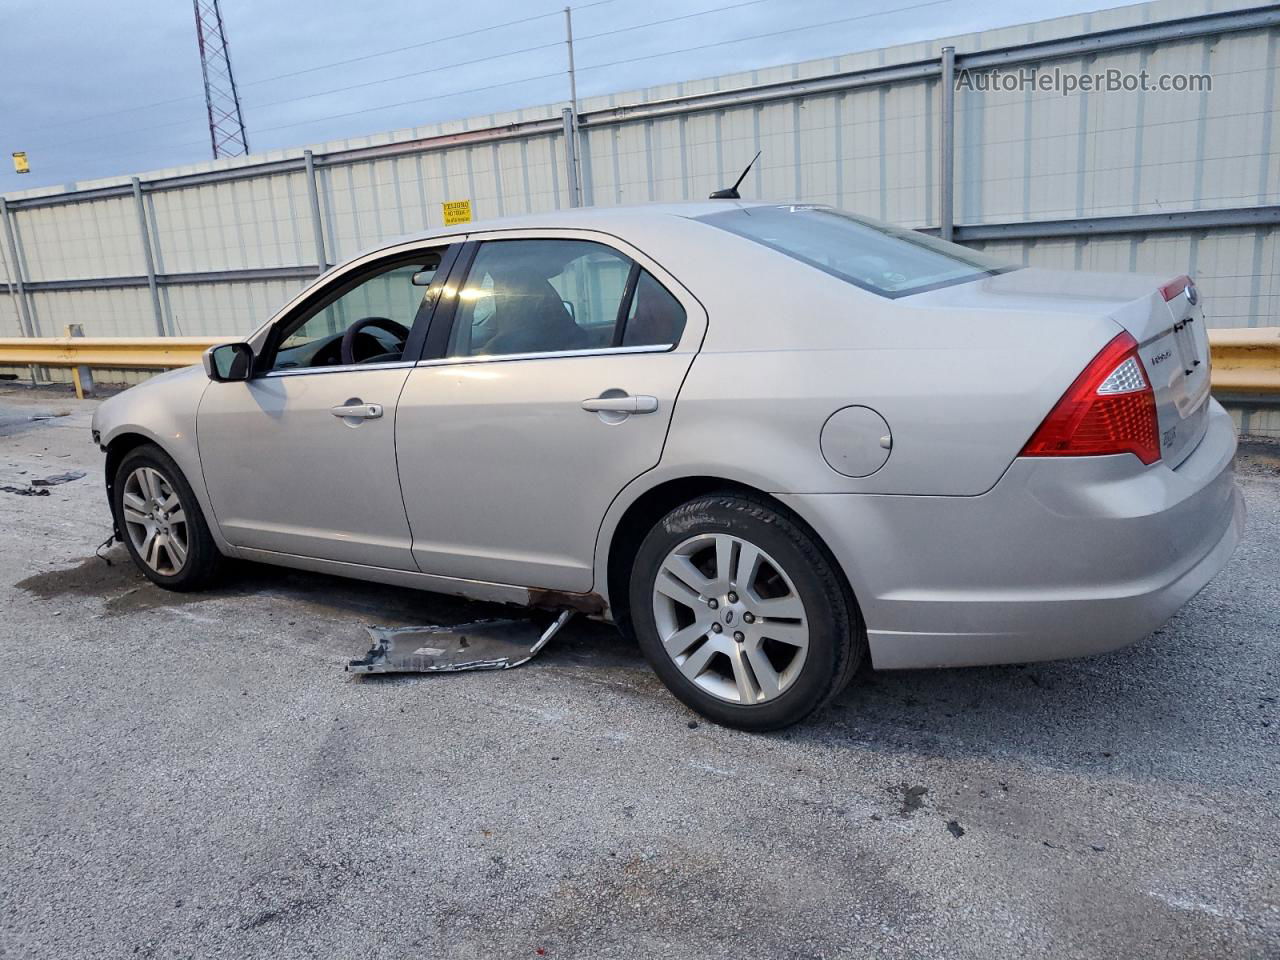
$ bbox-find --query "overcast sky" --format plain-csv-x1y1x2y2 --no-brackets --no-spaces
0,0,1143,195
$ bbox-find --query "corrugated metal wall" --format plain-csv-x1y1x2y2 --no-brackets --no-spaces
2,0,1276,388
576,63,939,222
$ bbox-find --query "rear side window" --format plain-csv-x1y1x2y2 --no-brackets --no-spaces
623,270,686,347
696,205,1014,298
447,238,686,357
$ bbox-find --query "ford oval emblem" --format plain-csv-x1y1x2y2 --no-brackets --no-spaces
1185,283,1198,306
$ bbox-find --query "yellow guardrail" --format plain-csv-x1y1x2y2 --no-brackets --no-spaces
1205,327,1280,396
0,328,1277,394
0,335,225,370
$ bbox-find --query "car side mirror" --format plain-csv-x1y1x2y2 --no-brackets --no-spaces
203,342,254,382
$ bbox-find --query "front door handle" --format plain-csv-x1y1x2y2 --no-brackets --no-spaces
580,394,658,414
330,401,384,420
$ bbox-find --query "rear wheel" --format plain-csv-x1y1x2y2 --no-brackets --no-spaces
629,493,864,731
113,444,224,590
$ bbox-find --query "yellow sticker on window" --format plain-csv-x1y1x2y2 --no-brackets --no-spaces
12,152,29,174
441,200,472,226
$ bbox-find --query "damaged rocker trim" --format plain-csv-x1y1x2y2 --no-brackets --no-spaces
527,588,607,616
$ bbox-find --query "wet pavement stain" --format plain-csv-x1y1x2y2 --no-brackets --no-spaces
899,784,928,817
17,555,142,600
14,555,221,616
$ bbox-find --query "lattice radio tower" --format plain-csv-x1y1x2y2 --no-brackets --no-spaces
192,0,249,158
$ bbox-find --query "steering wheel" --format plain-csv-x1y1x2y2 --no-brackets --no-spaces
340,316,411,366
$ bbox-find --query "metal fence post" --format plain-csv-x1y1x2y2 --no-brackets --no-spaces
939,45,956,242
562,107,582,208
0,223,15,324
131,177,167,336
304,149,327,273
0,196,41,384
0,197,35,339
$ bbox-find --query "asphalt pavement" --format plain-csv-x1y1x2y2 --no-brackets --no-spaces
1,384,1277,959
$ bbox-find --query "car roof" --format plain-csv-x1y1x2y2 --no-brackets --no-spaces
400,199,773,244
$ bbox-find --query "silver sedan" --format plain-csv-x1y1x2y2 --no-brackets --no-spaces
91,202,1244,729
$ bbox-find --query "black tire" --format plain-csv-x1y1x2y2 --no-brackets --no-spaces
112,443,225,591
629,493,865,731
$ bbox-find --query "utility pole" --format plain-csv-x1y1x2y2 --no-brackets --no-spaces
564,6,582,207
192,0,250,159
564,6,579,116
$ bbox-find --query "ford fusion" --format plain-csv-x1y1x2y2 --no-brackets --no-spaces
91,202,1244,730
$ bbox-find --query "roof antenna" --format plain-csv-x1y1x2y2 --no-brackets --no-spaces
709,151,761,199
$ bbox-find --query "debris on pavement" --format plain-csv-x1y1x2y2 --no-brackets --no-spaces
347,610,573,674
1,470,85,496
0,485,51,497
30,471,86,487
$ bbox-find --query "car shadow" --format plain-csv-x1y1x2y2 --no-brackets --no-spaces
536,597,1258,796
15,547,516,627
787,609,1259,790
18,548,1261,789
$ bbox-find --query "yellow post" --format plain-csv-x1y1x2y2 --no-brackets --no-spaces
64,324,94,399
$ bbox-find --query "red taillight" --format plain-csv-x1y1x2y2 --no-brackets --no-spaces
1021,332,1161,465
1160,274,1191,302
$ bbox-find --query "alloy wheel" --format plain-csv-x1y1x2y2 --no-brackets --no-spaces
650,533,810,705
121,466,189,576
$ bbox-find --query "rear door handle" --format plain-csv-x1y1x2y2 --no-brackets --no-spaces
330,401,383,420
580,394,659,414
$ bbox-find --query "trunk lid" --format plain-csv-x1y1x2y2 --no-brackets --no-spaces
1102,274,1210,468
922,268,1212,469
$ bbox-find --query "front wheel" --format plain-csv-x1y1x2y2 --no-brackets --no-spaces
629,493,864,731
113,444,224,591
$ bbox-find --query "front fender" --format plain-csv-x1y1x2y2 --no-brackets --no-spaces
92,365,237,557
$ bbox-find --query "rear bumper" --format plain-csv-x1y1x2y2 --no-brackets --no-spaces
779,398,1244,669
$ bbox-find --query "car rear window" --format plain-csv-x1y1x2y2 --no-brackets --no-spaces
696,205,1015,298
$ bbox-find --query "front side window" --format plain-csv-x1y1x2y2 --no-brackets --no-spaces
447,239,686,357
272,251,445,371
696,205,1014,298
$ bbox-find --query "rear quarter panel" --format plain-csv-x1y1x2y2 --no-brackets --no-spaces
591,219,1126,605
633,221,1122,497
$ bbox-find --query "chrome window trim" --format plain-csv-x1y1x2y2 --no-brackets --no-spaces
414,343,675,368
263,360,418,379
